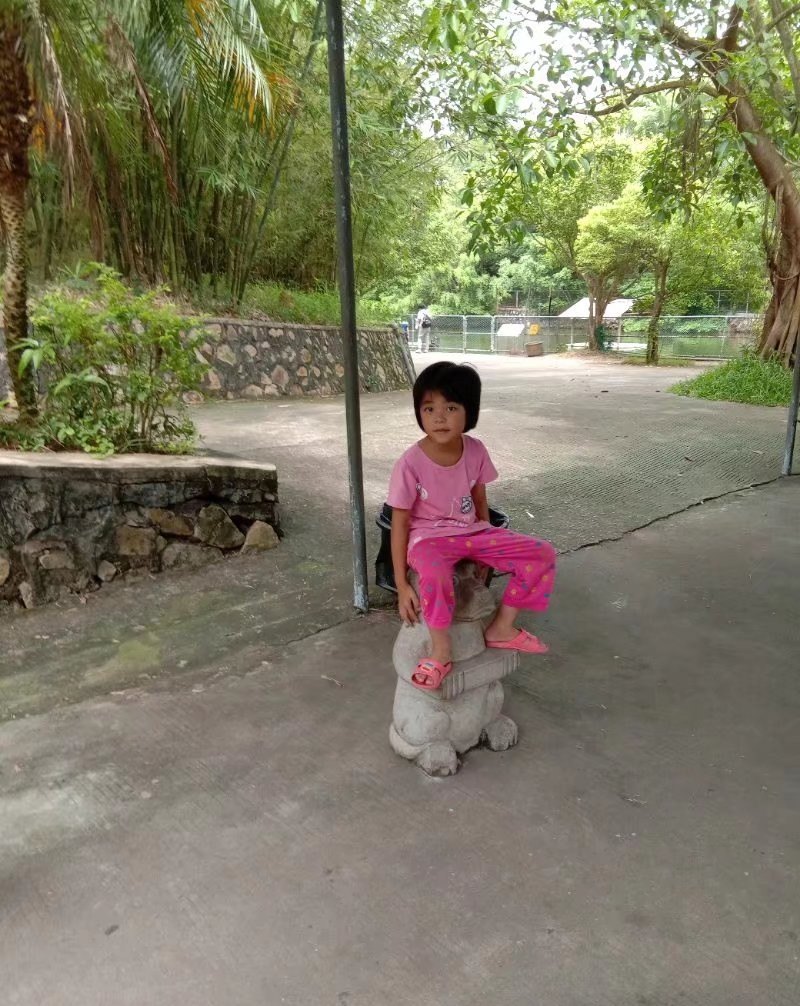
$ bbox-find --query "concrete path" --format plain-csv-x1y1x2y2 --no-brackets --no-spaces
1,356,788,720
2,479,798,1005
195,353,787,550
1,356,798,1004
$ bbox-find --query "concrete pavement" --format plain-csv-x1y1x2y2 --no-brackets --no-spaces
1,355,798,1004
194,353,787,550
1,355,788,721
2,479,798,1004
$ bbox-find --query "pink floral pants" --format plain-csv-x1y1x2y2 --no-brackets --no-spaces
408,528,557,630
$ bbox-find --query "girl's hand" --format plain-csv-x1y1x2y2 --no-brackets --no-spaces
397,582,420,625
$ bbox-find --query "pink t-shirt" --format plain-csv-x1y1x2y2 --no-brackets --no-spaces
387,435,499,551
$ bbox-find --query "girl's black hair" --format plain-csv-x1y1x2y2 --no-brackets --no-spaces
412,361,481,432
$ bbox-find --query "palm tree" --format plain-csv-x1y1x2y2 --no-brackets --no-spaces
0,0,275,422
0,8,36,419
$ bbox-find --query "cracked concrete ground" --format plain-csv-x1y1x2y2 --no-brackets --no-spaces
194,353,787,551
1,355,798,1004
1,354,786,720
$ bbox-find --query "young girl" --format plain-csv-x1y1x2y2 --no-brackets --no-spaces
388,361,556,691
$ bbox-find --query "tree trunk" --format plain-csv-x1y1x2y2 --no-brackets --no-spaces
40,166,60,281
646,314,660,366
209,188,222,296
0,14,37,420
758,224,800,364
711,61,800,364
587,298,598,350
586,278,612,351
659,18,800,364
647,263,669,365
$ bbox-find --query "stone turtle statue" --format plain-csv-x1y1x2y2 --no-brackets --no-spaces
389,561,519,776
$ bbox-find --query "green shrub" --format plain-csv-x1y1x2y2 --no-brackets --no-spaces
235,282,400,326
1,265,205,456
241,283,342,325
668,350,794,407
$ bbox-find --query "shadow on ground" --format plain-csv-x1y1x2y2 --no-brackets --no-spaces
1,480,798,1005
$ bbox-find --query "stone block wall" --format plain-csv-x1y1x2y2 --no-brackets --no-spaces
1,321,414,404
196,320,413,400
0,452,280,612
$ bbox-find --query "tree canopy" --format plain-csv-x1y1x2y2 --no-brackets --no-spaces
1,0,793,413
427,0,800,360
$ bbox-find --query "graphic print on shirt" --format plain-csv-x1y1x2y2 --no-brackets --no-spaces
416,483,429,501
433,494,473,526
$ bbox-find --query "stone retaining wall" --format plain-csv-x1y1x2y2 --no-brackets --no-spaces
0,321,414,404
0,452,280,612
196,320,413,400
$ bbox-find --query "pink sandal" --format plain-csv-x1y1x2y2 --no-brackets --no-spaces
485,629,549,655
411,658,453,691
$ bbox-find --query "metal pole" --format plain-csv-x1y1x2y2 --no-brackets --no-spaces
782,340,800,476
325,0,369,611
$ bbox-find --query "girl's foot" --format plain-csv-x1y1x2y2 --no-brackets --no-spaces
411,658,453,691
484,627,549,654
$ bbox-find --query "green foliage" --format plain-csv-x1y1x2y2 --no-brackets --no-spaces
19,0,446,310
15,0,282,294
464,136,636,266
239,283,342,325
623,316,745,338
425,0,800,200
662,199,767,314
7,0,779,343
232,282,401,326
417,0,797,358
572,184,655,348
575,187,652,283
1,265,204,456
361,190,494,316
594,324,612,351
669,352,794,407
425,254,502,315
494,240,583,314
254,123,448,299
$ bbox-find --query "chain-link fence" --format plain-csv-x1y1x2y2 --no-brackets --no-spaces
407,314,496,352
405,313,762,360
493,316,578,354
612,315,761,359
431,314,468,352
407,314,577,354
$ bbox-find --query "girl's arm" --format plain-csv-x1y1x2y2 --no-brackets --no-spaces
391,508,420,624
471,484,492,582
471,483,490,523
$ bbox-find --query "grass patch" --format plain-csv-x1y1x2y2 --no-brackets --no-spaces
669,352,794,406
619,355,690,367
237,283,397,326
242,283,342,325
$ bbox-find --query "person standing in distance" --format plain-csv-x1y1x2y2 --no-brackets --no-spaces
415,305,432,352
